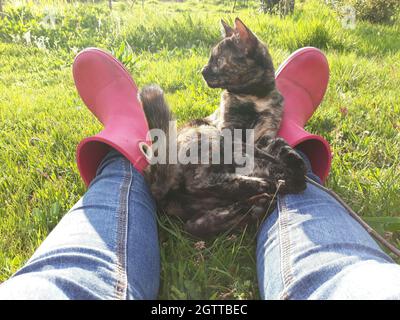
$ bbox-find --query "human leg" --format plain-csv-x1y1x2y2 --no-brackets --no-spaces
0,150,160,300
256,157,400,300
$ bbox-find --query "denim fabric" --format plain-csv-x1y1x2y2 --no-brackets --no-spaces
0,151,160,299
1,150,400,300
256,164,400,299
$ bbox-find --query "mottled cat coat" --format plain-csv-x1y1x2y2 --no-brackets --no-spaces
140,18,306,238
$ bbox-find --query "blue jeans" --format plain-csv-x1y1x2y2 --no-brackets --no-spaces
1,150,400,299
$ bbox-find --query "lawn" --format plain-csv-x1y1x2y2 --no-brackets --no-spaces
0,0,399,299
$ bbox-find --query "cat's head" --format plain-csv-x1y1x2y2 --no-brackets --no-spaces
202,18,275,95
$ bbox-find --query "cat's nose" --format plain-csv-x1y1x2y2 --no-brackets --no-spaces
201,66,210,77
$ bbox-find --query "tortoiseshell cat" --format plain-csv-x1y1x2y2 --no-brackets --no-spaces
140,18,306,238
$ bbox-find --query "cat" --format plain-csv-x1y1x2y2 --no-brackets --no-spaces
139,18,306,238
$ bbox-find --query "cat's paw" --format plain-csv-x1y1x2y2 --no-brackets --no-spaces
264,137,288,155
277,146,307,194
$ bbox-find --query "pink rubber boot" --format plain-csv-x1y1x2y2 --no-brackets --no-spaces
276,47,332,183
73,48,152,187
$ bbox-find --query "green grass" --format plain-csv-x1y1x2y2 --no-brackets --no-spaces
0,0,399,299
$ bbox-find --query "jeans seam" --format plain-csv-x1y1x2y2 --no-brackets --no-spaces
278,195,294,300
113,160,132,300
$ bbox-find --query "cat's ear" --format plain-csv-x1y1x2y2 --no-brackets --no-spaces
234,17,258,54
220,19,234,38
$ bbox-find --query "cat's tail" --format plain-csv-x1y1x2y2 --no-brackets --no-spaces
139,85,174,202
139,84,173,135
